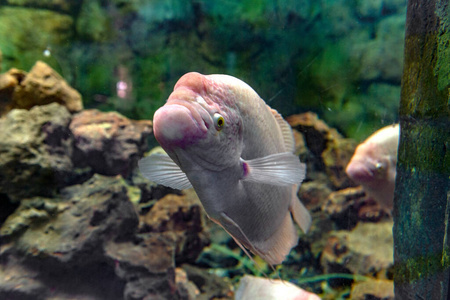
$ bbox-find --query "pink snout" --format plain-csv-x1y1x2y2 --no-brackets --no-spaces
153,104,207,150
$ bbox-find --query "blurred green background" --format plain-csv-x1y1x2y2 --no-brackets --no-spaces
0,0,406,140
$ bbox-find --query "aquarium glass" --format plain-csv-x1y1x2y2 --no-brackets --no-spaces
2,1,446,300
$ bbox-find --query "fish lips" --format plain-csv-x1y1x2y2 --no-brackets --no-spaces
153,103,208,150
346,160,376,183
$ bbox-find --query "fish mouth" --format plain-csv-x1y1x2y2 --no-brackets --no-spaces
153,99,209,150
346,161,375,183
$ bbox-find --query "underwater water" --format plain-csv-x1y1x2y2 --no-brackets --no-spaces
1,0,448,300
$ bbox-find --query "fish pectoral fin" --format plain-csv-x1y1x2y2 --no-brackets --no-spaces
138,153,193,190
241,152,306,186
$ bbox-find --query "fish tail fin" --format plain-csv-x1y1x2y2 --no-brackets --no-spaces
256,212,298,266
290,193,312,233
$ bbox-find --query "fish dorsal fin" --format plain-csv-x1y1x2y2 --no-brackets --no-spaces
138,153,193,190
268,106,295,152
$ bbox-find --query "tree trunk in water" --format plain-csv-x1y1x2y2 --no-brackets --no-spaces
393,1,450,299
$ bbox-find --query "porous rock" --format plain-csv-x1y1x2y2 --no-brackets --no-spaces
320,221,394,279
0,68,27,115
322,186,387,229
0,103,74,200
287,112,355,187
70,109,153,177
182,264,234,300
0,174,181,300
141,191,209,264
12,61,83,113
286,112,335,157
351,279,394,300
322,137,357,189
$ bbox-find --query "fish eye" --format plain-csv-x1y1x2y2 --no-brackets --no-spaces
375,163,385,173
213,113,225,130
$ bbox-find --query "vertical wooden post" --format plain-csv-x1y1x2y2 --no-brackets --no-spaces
393,0,450,299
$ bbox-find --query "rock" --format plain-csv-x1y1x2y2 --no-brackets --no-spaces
175,267,200,300
12,61,83,113
0,68,27,115
0,103,74,200
286,112,336,157
0,174,183,300
322,186,386,229
1,175,139,260
298,181,333,211
141,192,208,264
181,264,234,300
70,109,153,177
287,112,356,187
105,233,178,300
0,175,137,299
351,279,394,300
322,137,357,189
321,221,394,279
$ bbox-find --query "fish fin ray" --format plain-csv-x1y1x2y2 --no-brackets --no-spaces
268,107,295,152
138,153,192,190
242,152,306,186
290,188,312,233
211,215,266,273
218,212,295,266
253,212,299,265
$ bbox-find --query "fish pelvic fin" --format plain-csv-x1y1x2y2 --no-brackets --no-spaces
138,153,193,190
241,152,306,186
290,188,312,233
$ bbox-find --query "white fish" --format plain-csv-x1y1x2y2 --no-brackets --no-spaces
235,275,321,300
345,123,399,211
139,72,311,265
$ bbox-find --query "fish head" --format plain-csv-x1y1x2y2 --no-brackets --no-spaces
345,141,391,184
153,72,243,171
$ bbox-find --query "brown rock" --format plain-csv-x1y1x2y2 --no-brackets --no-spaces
70,109,153,177
298,181,332,211
321,221,394,278
105,233,179,300
0,68,27,115
351,279,394,300
287,112,355,187
0,175,141,300
322,137,357,189
12,61,83,112
286,112,333,156
182,264,234,300
175,267,201,300
322,186,386,229
0,103,74,200
142,192,208,264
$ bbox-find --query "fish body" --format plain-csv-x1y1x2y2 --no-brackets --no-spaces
235,275,321,300
139,72,311,265
345,124,399,211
